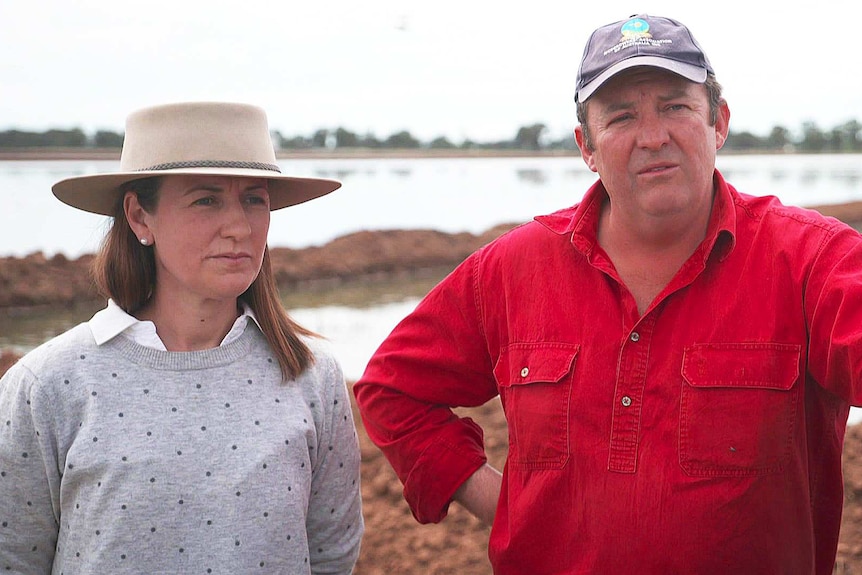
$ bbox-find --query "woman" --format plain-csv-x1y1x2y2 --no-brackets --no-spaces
0,102,363,574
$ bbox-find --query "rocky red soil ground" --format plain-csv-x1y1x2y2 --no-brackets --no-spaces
3,201,862,573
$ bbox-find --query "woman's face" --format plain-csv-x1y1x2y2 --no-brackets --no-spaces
132,175,271,306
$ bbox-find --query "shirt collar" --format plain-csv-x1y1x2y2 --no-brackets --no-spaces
89,299,262,350
534,169,737,261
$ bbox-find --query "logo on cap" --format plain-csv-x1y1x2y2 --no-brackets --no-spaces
620,18,651,40
604,17,672,55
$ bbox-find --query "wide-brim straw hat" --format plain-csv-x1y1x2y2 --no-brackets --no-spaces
52,101,341,215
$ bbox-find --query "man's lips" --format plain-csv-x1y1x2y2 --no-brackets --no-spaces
638,163,677,175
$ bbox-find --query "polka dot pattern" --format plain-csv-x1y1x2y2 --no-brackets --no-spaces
0,323,363,573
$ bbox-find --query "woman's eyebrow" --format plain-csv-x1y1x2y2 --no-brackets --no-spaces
182,184,225,196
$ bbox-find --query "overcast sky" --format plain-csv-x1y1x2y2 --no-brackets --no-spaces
1,1,858,143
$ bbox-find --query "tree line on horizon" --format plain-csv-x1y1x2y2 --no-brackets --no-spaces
0,119,860,154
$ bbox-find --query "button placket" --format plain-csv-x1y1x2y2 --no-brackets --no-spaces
608,315,657,473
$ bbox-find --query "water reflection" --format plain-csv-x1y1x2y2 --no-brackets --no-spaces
565,168,590,179
515,169,548,185
314,169,359,180
0,300,103,352
280,269,447,310
0,270,449,355
801,170,821,185
832,170,862,186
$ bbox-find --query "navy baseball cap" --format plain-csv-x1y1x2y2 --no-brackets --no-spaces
575,14,715,102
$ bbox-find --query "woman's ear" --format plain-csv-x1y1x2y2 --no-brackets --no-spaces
124,191,153,245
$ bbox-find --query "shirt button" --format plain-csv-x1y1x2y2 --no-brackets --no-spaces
520,367,529,378
630,332,640,342
621,396,632,407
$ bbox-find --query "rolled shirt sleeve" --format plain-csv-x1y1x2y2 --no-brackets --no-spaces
355,253,495,523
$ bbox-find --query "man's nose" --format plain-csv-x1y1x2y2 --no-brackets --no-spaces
636,112,670,150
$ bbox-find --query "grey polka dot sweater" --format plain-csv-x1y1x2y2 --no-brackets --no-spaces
0,322,363,574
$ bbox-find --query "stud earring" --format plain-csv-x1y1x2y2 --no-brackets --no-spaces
140,238,149,246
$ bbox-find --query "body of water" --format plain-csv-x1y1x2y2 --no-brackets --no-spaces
1,153,861,259
3,153,862,421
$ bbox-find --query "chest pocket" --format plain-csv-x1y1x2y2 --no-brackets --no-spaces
495,343,579,470
679,343,801,477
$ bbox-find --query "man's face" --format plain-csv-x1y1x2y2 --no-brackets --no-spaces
575,67,729,222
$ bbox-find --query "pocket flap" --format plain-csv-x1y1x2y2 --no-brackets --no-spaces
682,343,800,390
494,343,579,387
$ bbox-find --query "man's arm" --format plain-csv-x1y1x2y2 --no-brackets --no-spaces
805,224,862,404
354,253,500,524
453,463,503,526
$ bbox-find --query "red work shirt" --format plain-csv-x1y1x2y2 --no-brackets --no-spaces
354,171,862,574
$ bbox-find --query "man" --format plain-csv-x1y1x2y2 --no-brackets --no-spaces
354,14,862,574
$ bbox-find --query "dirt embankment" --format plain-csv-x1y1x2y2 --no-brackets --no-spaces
0,224,517,310
2,200,862,312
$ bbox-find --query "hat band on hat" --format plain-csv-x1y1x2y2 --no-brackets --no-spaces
137,160,282,173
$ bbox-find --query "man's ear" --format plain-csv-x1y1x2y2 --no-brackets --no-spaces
574,126,598,172
714,100,731,150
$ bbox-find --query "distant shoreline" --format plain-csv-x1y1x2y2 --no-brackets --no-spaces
2,148,856,162
0,148,580,161
4,147,852,162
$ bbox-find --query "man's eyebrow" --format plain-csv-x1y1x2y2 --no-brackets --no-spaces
658,87,691,101
601,87,693,112
602,100,636,113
